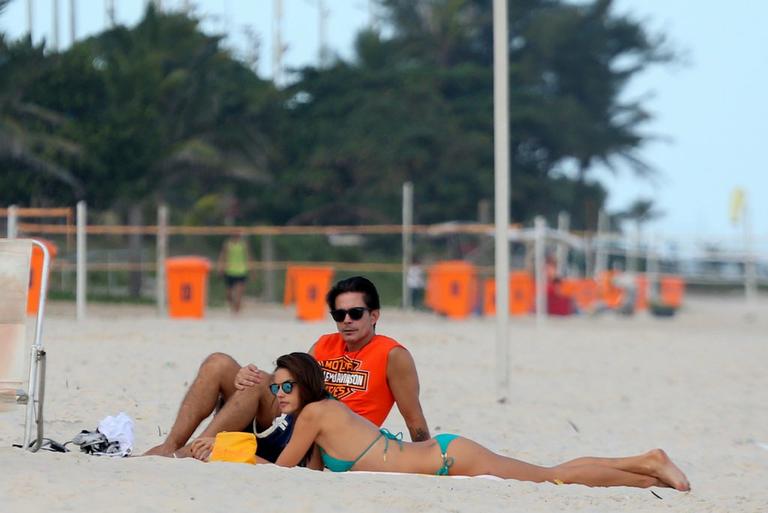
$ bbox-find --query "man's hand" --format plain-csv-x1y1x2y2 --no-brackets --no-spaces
190,437,215,461
234,364,267,390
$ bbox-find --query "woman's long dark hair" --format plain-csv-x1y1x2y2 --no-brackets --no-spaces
274,352,329,467
275,352,328,410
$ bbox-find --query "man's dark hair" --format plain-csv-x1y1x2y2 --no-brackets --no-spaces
325,276,381,310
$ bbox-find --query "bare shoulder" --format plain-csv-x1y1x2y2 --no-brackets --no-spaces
301,398,341,419
298,399,353,433
388,346,416,370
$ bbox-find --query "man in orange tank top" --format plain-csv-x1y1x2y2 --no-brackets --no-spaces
308,276,430,441
145,276,430,460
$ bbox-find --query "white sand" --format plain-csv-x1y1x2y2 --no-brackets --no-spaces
1,297,767,513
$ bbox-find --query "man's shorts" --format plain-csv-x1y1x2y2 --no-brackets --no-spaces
248,414,295,463
224,274,247,289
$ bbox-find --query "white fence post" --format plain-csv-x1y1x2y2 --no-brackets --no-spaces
156,204,168,315
76,201,87,321
647,235,659,301
534,216,547,324
401,181,414,310
262,235,275,302
556,211,570,277
7,205,18,238
595,210,608,276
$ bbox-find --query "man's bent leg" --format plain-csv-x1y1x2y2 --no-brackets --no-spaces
196,376,278,440
174,373,277,458
144,352,241,456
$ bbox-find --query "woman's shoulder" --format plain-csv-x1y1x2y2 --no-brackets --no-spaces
301,398,340,416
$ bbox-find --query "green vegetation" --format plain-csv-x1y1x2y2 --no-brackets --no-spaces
2,0,673,231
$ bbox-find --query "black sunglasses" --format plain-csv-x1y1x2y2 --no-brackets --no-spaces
269,381,296,395
330,307,370,322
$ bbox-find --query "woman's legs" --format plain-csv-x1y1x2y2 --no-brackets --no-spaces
556,449,690,490
446,438,689,490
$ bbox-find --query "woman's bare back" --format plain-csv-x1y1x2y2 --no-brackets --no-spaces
312,399,441,475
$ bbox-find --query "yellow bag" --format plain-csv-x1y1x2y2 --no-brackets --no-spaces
209,432,257,464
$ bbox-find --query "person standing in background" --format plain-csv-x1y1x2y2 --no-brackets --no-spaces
218,231,250,314
406,261,426,310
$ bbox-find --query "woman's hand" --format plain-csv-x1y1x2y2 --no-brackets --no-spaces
234,364,266,390
190,437,215,461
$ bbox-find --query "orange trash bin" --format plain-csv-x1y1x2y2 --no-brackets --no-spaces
660,276,685,308
284,266,334,321
482,278,496,316
635,274,649,311
426,261,477,319
597,271,624,309
509,271,534,316
483,273,532,316
561,278,599,313
559,279,578,301
27,239,58,315
166,257,212,319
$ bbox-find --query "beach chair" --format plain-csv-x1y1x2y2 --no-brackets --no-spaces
0,238,50,451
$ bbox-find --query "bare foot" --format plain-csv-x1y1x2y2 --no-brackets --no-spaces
143,443,178,457
648,449,690,491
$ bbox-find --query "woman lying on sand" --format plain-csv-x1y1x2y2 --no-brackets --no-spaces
195,352,690,490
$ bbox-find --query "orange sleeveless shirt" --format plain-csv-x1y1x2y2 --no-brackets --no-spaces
313,333,404,427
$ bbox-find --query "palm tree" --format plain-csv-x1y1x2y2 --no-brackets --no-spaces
619,198,663,232
0,30,84,200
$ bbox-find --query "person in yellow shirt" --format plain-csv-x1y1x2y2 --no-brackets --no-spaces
217,232,250,313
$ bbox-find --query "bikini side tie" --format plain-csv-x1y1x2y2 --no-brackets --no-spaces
380,429,403,462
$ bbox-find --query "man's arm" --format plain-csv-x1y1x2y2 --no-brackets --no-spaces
387,347,430,441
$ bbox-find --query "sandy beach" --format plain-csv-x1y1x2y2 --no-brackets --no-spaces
1,297,767,513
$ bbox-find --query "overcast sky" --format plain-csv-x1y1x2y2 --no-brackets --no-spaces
2,0,767,246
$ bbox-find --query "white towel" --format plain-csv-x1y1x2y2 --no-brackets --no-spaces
97,412,134,456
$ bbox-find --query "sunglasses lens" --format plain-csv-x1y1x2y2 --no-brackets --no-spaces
330,308,367,322
270,382,294,394
348,307,366,320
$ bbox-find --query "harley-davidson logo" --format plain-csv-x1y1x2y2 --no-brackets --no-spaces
319,355,369,400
